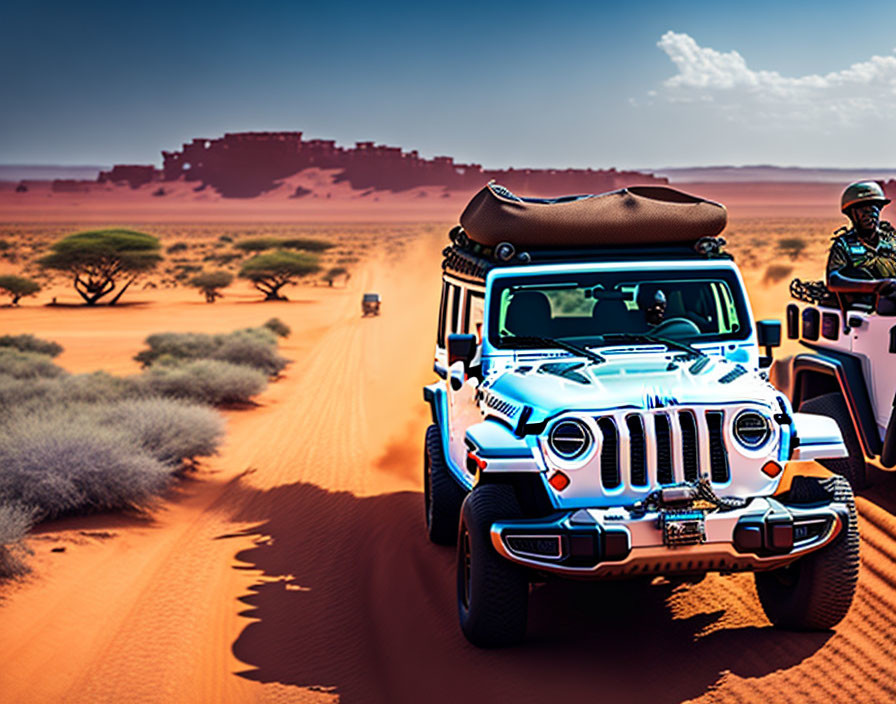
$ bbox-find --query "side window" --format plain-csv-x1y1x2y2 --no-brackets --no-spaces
450,284,462,336
437,281,448,347
465,291,485,340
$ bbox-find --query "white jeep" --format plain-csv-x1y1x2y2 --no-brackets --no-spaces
771,279,896,489
423,185,860,647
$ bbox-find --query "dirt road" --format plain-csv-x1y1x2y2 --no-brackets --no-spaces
2,229,896,703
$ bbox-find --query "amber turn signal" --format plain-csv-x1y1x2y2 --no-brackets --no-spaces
548,471,570,491
761,461,783,478
466,451,487,471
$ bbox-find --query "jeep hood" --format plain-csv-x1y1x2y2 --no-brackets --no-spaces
481,355,777,424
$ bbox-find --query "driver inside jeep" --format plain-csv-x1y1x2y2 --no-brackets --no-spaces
826,180,896,314
497,273,743,345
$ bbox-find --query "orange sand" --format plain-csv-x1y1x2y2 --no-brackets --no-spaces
1,192,895,703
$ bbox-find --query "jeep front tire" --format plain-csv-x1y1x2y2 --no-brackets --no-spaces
457,485,528,647
754,475,860,630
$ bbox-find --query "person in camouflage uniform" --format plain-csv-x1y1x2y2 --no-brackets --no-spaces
826,181,896,310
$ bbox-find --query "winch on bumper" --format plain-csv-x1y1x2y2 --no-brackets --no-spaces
490,489,848,577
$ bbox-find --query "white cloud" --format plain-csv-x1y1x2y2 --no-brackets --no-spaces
655,31,896,127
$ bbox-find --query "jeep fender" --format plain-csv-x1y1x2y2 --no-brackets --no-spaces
790,412,848,461
423,382,444,426
791,348,881,457
465,420,540,470
464,420,556,515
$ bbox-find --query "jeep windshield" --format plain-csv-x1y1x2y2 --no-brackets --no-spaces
489,268,750,350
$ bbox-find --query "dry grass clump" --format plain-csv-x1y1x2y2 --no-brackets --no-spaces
777,236,808,260
140,359,267,406
0,372,141,421
263,317,291,338
0,333,63,357
0,348,66,379
0,415,170,521
0,322,289,576
0,504,34,577
84,399,225,469
135,327,288,376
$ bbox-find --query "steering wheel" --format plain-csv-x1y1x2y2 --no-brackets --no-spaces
650,317,701,339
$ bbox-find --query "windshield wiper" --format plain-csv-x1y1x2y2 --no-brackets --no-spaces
499,335,606,364
598,332,706,358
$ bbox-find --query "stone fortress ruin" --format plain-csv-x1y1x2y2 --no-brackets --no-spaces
98,131,671,198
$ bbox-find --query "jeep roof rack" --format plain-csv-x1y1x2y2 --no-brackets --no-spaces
442,229,731,282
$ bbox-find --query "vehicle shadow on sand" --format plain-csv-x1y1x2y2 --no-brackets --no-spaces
223,481,831,704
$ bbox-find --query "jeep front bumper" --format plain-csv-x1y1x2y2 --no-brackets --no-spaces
490,498,848,577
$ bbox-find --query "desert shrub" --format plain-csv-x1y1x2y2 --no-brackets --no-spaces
218,235,234,244
0,503,33,577
234,237,334,253
323,266,349,287
280,238,335,252
214,329,287,375
58,371,143,403
203,252,242,265
88,399,225,467
0,275,41,305
135,329,287,375
0,333,63,357
0,415,170,521
0,375,62,418
188,270,233,303
139,359,267,406
778,237,807,260
0,348,65,379
263,317,291,338
763,264,794,285
135,332,218,367
0,372,144,422
0,239,10,251
166,241,189,254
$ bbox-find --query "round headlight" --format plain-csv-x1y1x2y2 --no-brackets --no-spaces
734,411,771,449
549,419,592,459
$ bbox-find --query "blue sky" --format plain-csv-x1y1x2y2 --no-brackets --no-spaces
2,1,895,168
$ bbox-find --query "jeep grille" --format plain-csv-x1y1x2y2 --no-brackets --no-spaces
595,410,730,490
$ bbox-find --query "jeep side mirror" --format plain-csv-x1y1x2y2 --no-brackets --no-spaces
757,319,781,368
448,333,478,368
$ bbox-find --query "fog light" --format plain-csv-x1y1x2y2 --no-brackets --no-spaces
761,461,783,478
548,471,570,491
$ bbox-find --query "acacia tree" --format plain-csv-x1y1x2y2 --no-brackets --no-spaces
37,229,162,305
188,270,234,303
239,250,320,300
0,275,40,305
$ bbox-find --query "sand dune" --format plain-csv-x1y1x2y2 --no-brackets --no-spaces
1,218,896,703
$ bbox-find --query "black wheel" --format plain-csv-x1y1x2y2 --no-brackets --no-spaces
755,475,860,630
424,424,466,545
799,392,867,489
456,485,528,647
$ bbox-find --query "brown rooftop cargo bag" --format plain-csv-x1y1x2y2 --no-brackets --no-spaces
459,182,727,248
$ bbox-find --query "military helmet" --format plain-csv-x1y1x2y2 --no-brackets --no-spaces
841,181,890,212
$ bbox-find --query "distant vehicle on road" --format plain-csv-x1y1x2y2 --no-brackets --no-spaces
362,292,381,317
